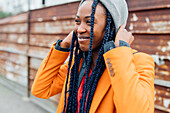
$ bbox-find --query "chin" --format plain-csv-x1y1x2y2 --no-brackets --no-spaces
79,46,89,52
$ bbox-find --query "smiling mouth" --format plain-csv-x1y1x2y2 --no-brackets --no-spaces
78,36,90,39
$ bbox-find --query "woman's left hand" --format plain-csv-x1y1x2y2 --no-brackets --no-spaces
115,25,134,47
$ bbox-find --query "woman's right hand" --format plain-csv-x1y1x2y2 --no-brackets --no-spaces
60,31,74,48
115,25,134,47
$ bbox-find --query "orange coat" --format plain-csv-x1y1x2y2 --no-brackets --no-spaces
31,43,155,113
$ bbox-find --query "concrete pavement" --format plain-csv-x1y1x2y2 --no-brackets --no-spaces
0,83,49,113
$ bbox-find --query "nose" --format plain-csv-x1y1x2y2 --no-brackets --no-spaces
77,23,86,34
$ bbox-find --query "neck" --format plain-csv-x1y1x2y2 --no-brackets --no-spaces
83,45,101,70
91,48,100,70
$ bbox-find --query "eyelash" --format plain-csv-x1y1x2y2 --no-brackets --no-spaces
75,20,80,23
86,20,91,24
75,19,91,25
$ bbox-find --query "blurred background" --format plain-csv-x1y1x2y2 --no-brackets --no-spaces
0,0,169,113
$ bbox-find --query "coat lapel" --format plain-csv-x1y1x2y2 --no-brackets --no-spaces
90,69,111,113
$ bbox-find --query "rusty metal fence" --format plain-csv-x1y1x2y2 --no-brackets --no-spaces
0,1,169,112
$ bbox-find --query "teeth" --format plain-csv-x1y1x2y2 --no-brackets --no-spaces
78,38,89,41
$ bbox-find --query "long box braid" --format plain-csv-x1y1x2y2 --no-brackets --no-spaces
62,0,116,113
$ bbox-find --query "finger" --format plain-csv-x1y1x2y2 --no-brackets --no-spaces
123,28,127,32
119,25,125,30
128,32,132,36
117,25,124,31
128,33,132,43
121,25,125,28
129,36,134,45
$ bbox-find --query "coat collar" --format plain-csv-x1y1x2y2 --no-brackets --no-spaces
78,52,111,113
90,69,111,113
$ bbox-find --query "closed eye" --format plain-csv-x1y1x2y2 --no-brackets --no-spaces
75,19,80,22
86,20,91,25
86,20,91,23
75,19,81,25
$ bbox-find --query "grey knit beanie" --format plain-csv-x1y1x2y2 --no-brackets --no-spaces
79,0,129,33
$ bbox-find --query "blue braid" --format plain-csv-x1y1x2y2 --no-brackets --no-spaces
66,38,80,112
62,1,116,113
72,50,83,112
62,31,76,113
86,63,105,113
71,39,82,112
85,11,112,93
108,20,116,41
85,12,113,113
82,12,111,105
64,37,83,113
79,0,98,113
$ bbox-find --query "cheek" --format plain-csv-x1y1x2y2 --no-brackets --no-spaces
78,40,90,51
93,35,104,46
94,22,106,35
94,26,105,41
92,29,105,49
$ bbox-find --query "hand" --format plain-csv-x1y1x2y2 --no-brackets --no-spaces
115,25,134,47
60,31,74,48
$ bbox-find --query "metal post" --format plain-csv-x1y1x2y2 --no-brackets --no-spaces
42,0,45,6
27,0,31,98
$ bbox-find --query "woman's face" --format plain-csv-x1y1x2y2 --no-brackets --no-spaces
75,0,106,51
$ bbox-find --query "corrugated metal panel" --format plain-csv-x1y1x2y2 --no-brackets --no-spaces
0,58,6,76
5,71,27,86
30,20,75,34
0,51,28,86
30,2,79,22
0,42,28,55
155,60,170,81
126,0,170,112
0,23,28,33
30,58,42,70
6,61,27,77
155,85,170,112
127,9,170,34
27,2,80,103
28,46,50,59
131,34,170,56
127,0,170,11
0,13,27,25
29,34,66,47
0,51,8,60
0,12,28,89
0,33,27,44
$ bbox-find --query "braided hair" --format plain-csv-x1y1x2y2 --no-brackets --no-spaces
62,0,116,113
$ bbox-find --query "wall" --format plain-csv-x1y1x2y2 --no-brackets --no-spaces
0,13,28,87
126,0,170,111
0,0,169,112
28,2,80,104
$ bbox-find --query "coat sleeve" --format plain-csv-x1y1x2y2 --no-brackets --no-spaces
103,46,155,113
31,43,69,99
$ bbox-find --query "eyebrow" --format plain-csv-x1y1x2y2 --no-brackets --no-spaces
76,15,91,18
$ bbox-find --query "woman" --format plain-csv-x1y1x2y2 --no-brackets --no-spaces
31,0,155,113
